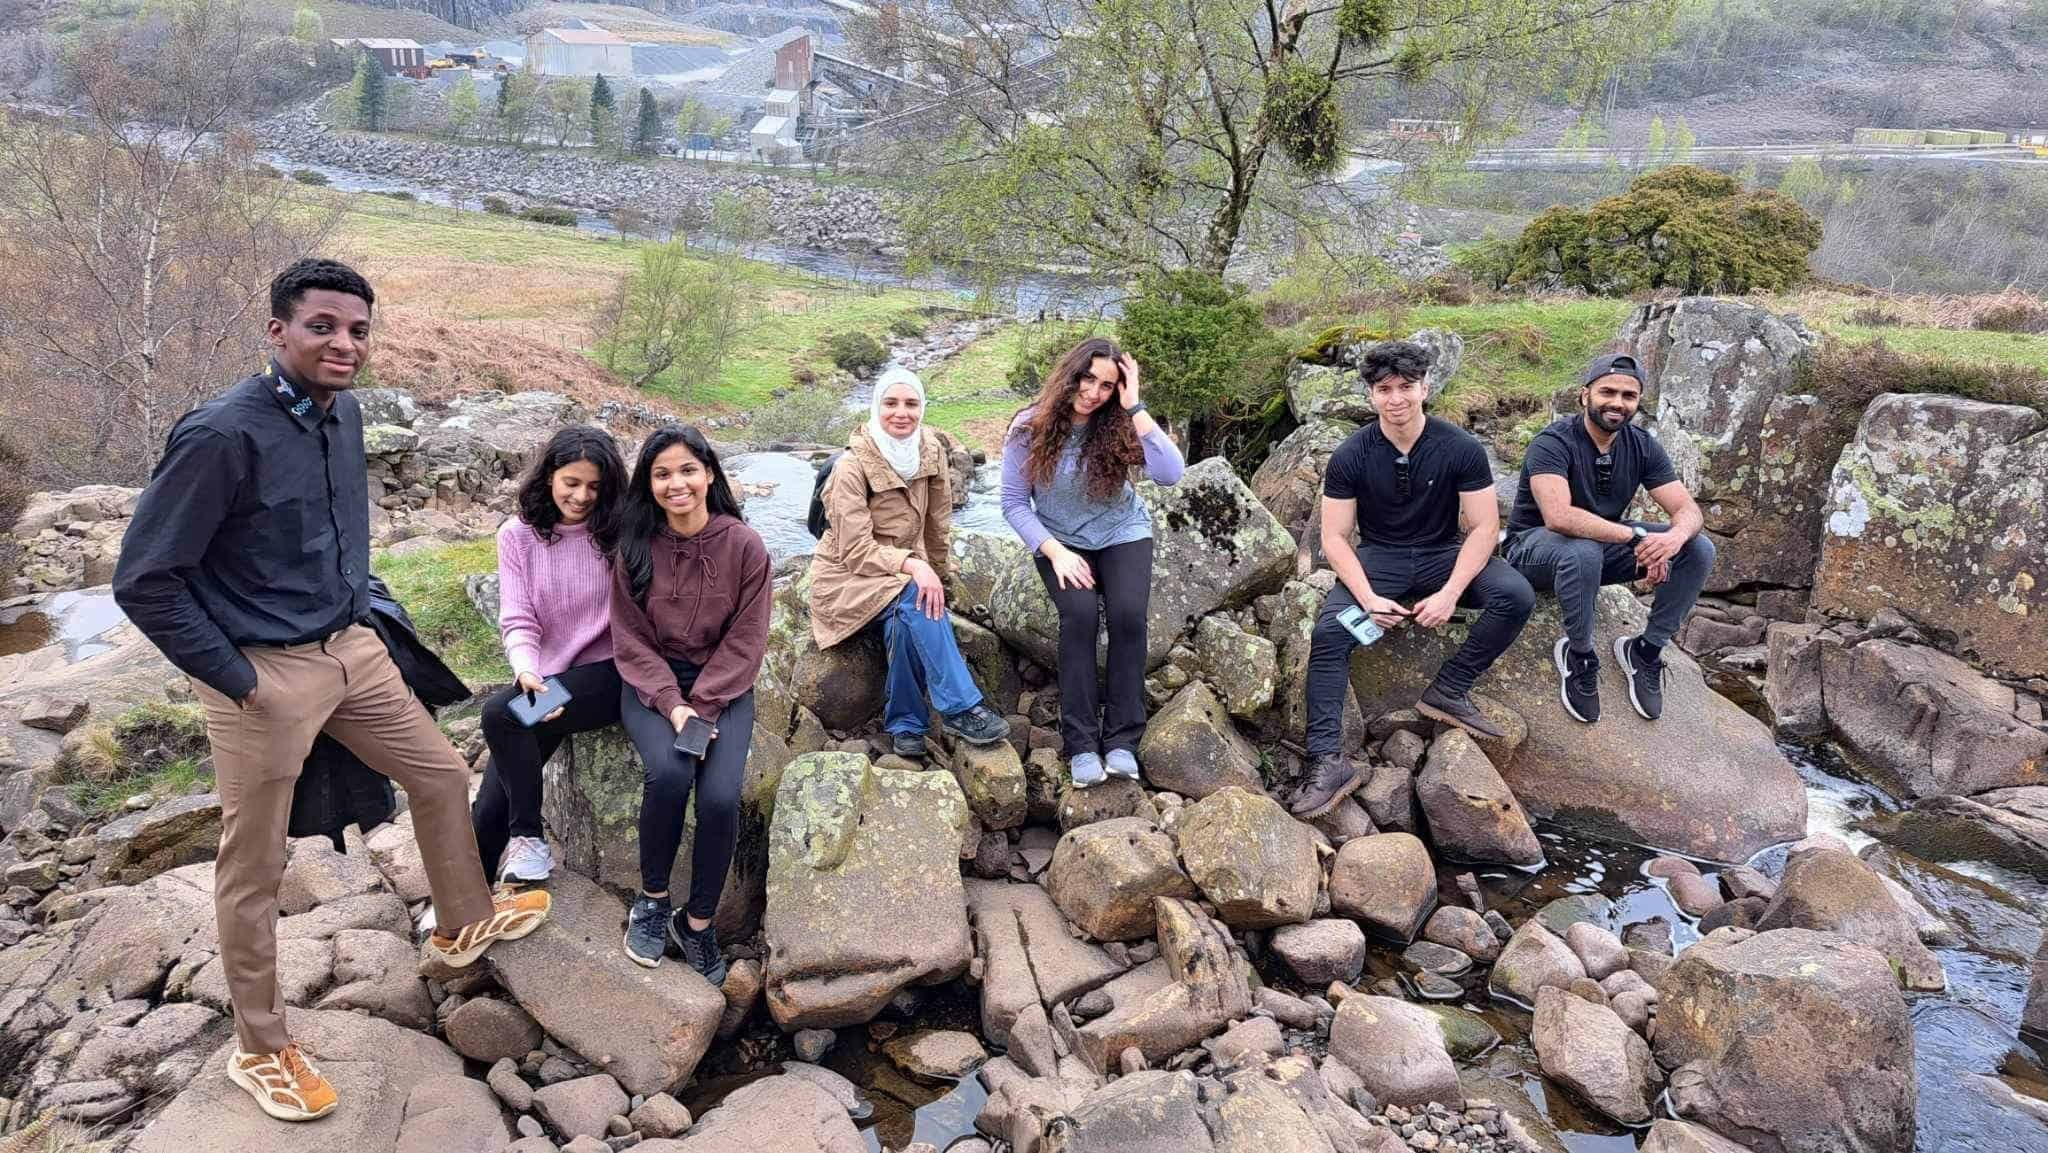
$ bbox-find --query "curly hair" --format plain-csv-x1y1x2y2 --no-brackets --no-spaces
1012,336,1144,502
515,425,627,553
1360,340,1433,388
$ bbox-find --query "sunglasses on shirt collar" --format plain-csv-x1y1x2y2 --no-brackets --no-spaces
1594,453,1615,496
1394,454,1412,500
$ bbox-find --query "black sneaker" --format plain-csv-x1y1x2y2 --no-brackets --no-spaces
1553,638,1601,724
670,914,728,986
943,704,1011,747
624,894,671,969
892,731,929,759
1416,683,1505,740
1614,634,1665,721
1288,754,1365,819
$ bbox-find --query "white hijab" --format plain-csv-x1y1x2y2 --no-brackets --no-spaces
868,366,927,480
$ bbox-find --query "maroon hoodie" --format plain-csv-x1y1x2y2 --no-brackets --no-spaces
609,512,772,724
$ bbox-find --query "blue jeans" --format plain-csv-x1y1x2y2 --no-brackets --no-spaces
883,583,985,736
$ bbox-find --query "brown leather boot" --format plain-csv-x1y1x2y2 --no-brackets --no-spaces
1288,754,1365,819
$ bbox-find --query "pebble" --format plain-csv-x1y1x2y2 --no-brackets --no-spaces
793,1028,836,1062
516,1114,545,1138
1413,972,1465,1000
1402,941,1473,976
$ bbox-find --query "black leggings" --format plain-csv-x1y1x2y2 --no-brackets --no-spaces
618,662,756,920
1033,537,1154,756
472,659,623,880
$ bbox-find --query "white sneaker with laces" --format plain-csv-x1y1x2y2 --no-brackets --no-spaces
499,836,554,883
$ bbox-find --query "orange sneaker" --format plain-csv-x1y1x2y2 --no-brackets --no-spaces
226,1042,338,1122
423,887,551,969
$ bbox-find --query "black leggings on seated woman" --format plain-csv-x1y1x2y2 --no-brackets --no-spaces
617,657,756,920
473,658,623,879
1033,537,1154,756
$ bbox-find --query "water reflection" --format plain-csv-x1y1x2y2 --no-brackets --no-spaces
0,590,125,661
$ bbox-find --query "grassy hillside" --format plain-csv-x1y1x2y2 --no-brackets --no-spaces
39,0,475,40
374,537,506,685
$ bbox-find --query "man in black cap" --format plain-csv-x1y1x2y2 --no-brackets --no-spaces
1504,353,1714,724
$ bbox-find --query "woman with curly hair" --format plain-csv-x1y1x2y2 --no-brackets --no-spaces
1001,336,1185,787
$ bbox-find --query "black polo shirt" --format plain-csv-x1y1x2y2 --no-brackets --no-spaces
113,363,371,700
1507,416,1678,537
1323,417,1494,549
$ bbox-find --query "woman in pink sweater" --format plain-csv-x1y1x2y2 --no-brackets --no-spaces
473,426,628,885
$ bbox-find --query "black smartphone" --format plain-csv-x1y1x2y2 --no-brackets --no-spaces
506,677,572,728
673,714,715,758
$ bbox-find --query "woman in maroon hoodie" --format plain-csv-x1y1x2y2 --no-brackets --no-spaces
609,425,771,981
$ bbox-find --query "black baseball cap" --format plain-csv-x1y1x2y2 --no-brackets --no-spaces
1581,353,1645,389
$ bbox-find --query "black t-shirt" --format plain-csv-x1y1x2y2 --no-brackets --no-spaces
1323,417,1494,548
1507,416,1679,536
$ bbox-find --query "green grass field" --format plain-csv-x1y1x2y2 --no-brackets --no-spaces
373,537,508,686
920,319,1103,450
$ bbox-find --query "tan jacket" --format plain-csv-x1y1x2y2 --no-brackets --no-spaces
808,425,954,649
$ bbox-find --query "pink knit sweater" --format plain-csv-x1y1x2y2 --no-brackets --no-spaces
496,517,615,679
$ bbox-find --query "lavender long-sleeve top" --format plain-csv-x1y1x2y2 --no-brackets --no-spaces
1000,413,1186,553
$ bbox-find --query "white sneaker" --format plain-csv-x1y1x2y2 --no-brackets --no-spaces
499,836,555,884
1068,752,1106,789
1104,749,1141,780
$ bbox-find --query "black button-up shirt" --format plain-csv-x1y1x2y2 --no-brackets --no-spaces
113,363,371,700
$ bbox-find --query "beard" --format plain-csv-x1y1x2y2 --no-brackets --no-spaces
1591,405,1631,432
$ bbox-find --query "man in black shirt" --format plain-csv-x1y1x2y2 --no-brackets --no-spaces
113,260,550,1123
1505,353,1714,724
1291,342,1535,818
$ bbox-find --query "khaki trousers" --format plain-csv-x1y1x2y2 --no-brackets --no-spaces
193,624,492,1053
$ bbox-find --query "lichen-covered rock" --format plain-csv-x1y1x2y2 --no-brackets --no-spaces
1763,622,1831,739
1611,299,1825,592
954,739,1028,831
1347,587,1805,861
1414,730,1543,867
1250,419,1357,574
1175,787,1317,930
1066,897,1254,1073
1754,844,1945,991
1815,392,2048,680
543,722,790,943
1046,817,1197,941
1135,681,1264,800
990,458,1295,670
1192,615,1279,719
1327,832,1436,942
89,793,222,885
763,753,972,1028
416,390,584,477
946,529,1027,625
1654,929,1915,1153
1817,637,2046,799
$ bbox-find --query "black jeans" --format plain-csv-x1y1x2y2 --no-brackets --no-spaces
1034,538,1153,757
1506,523,1716,652
1305,544,1535,757
618,658,756,920
473,659,623,880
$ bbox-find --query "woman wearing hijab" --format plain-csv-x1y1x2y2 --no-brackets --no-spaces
809,366,1011,759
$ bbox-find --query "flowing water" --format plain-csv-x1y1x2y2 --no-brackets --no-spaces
726,453,1009,564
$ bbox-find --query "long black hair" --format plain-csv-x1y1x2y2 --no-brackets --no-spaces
516,425,628,552
617,425,745,602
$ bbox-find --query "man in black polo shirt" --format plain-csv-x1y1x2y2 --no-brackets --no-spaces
1505,352,1714,724
1291,342,1536,818
113,259,550,1123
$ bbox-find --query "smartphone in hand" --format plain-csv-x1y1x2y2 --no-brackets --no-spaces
507,677,572,727
673,714,715,758
1335,605,1386,647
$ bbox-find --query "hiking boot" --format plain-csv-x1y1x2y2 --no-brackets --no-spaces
1288,754,1365,819
1068,752,1106,789
670,913,728,986
1553,637,1601,724
499,836,554,884
944,703,1011,747
623,893,671,969
1416,683,1505,741
1614,634,1666,721
423,888,551,969
892,731,929,759
1104,748,1141,781
226,1042,338,1122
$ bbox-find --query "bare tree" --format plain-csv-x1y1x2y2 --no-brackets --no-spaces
0,0,334,486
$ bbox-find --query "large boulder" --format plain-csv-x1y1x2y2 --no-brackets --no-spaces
1532,985,1661,1125
1763,622,1830,738
1327,832,1436,942
1414,730,1543,867
759,563,886,734
955,740,1028,831
543,721,790,943
89,793,223,885
2028,939,2048,1037
1136,681,1263,799
1192,615,1280,720
1614,298,1825,592
965,879,1124,1044
1250,418,1357,574
1175,787,1317,929
990,458,1295,670
1269,919,1367,985
1327,994,1463,1108
946,529,1028,625
416,390,583,477
1653,929,1915,1153
11,484,142,536
1753,845,1945,991
0,593,180,798
487,868,725,1096
666,1073,865,1153
1043,1069,1217,1153
1347,587,1806,861
1885,787,2048,881
1815,392,2048,680
1046,817,1197,941
763,753,972,1028
1067,897,1253,1073
1816,637,2046,799
1488,919,1586,1006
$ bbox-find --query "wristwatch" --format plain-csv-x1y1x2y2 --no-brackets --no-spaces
1124,401,1148,416
1630,524,1648,541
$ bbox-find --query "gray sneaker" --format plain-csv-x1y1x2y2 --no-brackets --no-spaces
1104,748,1141,780
669,914,728,986
1068,752,1106,788
623,894,671,969
499,836,554,884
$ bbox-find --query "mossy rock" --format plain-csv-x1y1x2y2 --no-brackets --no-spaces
1296,325,1390,367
